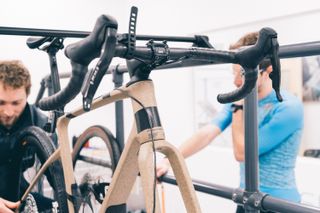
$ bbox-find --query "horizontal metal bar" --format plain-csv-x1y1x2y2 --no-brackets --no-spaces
0,26,198,42
263,195,320,213
136,35,196,42
279,41,320,58
161,174,320,213
77,155,112,168
161,174,234,200
0,26,89,38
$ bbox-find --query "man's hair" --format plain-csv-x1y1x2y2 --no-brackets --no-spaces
0,60,31,95
229,32,271,70
229,32,259,50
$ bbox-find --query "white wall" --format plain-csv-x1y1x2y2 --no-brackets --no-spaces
1,0,320,142
1,1,320,212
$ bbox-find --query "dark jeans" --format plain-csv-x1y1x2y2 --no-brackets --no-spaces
236,205,275,213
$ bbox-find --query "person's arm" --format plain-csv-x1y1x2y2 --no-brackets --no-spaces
156,124,222,177
0,198,19,213
179,124,222,158
156,104,232,177
231,105,245,161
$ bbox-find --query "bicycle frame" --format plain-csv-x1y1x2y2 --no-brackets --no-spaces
52,79,201,212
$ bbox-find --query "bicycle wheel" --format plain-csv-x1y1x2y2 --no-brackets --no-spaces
72,125,120,210
14,126,68,212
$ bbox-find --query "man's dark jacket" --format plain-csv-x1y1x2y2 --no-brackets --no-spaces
0,104,53,201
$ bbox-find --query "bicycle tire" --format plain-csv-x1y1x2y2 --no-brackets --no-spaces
71,125,121,209
15,126,68,212
72,125,120,170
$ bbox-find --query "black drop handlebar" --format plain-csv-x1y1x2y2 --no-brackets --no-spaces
38,11,282,111
217,27,282,103
37,15,118,111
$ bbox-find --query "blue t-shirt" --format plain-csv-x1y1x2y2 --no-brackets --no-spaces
212,90,303,202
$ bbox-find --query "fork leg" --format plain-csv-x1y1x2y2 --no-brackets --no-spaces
138,142,162,213
156,140,202,213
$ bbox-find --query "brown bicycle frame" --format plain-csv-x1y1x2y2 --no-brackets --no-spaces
21,79,202,213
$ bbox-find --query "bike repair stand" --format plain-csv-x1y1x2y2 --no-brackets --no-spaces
241,67,265,213
112,65,125,152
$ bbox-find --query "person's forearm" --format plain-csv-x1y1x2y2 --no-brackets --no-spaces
179,125,221,158
232,110,245,161
157,124,221,178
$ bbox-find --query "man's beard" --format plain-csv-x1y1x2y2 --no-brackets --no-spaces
0,116,17,129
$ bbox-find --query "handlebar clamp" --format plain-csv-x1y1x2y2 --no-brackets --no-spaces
147,40,170,66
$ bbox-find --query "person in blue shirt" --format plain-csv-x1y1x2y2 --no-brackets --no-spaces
156,32,304,213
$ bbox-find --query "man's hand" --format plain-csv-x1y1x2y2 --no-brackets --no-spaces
0,198,19,213
233,99,244,106
156,157,171,179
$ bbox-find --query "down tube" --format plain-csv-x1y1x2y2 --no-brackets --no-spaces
56,86,131,212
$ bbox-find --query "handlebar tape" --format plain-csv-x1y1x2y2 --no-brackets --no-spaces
217,69,258,103
217,27,279,103
65,15,117,65
38,15,118,111
38,62,87,110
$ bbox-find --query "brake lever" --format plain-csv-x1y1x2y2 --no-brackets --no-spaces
269,37,283,102
81,27,118,111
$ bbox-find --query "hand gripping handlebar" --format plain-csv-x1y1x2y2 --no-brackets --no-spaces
37,15,118,111
217,27,282,103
